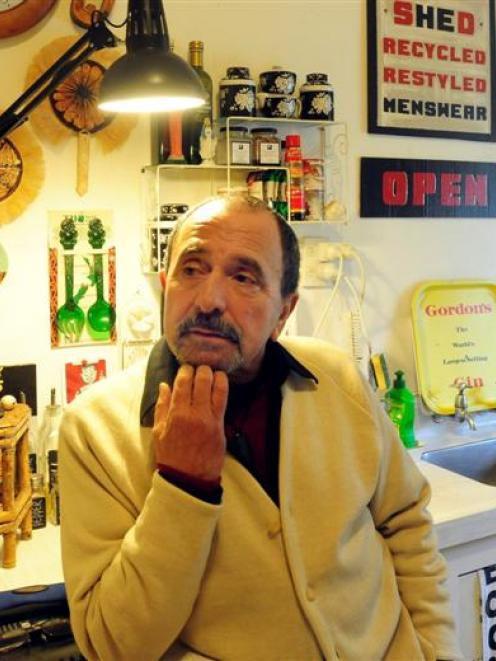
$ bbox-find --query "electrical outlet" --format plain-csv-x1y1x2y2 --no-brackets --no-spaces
300,239,340,287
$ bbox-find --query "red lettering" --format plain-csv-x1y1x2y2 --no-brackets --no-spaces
450,75,461,91
412,172,436,205
465,175,488,206
441,173,461,206
384,67,395,83
463,78,474,92
393,1,413,26
438,74,448,89
425,305,436,317
459,11,475,35
476,78,487,93
462,48,474,64
412,70,424,86
383,37,395,54
411,42,422,57
383,172,408,206
424,43,435,59
398,69,410,84
476,50,486,65
437,45,448,60
398,39,410,56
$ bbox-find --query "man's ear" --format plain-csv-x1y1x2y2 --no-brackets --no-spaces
159,270,167,290
271,293,299,340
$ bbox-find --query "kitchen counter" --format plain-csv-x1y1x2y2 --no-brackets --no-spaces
416,460,496,549
0,524,62,592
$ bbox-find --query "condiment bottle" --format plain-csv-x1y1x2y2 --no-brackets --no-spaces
284,134,305,221
384,370,416,449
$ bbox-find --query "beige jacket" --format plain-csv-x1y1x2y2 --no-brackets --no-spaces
59,337,460,661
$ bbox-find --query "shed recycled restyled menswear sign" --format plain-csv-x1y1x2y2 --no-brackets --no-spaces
367,0,496,140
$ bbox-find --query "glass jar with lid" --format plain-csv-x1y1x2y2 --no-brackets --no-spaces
215,126,252,165
251,128,281,166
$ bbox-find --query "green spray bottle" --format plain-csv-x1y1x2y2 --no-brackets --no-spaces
384,370,416,449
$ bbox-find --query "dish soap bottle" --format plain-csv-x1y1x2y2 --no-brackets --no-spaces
385,370,416,449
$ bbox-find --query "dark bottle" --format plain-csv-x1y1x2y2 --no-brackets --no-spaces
150,115,170,165
182,40,212,164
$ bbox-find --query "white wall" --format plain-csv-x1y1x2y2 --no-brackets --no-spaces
1,0,495,419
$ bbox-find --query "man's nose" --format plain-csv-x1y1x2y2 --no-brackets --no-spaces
195,271,227,313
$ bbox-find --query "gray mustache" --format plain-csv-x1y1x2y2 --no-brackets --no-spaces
178,313,240,345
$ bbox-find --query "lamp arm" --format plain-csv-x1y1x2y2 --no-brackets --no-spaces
0,17,119,140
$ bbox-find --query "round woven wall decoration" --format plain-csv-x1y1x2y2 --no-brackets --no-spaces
0,120,45,225
26,36,137,152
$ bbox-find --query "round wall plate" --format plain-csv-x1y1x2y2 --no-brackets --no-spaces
0,0,57,39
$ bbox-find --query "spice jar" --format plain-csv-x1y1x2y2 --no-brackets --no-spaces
251,128,281,165
215,126,252,165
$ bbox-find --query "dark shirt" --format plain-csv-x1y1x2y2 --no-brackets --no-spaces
140,337,317,505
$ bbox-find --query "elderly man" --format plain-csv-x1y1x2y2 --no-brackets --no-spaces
60,195,460,661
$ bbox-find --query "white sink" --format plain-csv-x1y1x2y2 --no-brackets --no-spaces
422,438,496,487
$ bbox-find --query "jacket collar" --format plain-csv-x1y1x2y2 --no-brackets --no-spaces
139,336,317,427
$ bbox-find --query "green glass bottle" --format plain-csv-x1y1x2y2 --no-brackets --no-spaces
182,40,212,165
385,370,416,449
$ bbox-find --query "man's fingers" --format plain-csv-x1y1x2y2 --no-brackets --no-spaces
154,382,171,427
171,364,194,406
211,370,229,418
192,365,214,405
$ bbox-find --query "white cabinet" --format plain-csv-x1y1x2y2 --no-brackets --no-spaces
140,118,348,274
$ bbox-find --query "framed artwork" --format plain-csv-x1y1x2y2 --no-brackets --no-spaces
367,0,496,141
48,210,116,348
65,359,107,403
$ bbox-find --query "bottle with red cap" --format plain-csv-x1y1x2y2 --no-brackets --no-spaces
284,134,305,221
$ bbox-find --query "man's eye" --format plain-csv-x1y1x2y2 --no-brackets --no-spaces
233,272,258,286
182,264,202,277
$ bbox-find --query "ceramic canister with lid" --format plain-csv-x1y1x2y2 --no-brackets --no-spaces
219,67,256,117
299,72,334,121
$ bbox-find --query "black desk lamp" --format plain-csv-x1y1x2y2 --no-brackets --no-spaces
0,0,206,140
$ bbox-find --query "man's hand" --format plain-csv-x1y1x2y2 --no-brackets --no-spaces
153,365,229,481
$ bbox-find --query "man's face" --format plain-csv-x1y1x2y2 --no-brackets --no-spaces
164,204,297,382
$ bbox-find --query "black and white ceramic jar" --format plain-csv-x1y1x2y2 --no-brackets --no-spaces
259,66,297,95
219,67,256,118
299,73,334,121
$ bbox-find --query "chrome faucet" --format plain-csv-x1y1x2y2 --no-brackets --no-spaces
454,382,477,431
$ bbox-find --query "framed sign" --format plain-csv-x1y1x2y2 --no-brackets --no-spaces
361,157,496,218
367,0,496,141
412,280,496,414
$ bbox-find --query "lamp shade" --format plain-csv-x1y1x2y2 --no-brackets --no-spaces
98,0,207,113
99,49,207,113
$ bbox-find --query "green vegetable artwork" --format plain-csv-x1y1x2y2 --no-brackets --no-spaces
86,217,116,340
52,212,116,346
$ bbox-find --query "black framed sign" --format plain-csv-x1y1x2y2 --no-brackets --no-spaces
361,157,496,218
367,0,496,141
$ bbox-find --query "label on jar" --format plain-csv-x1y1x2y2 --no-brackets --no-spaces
259,143,280,165
231,142,251,165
